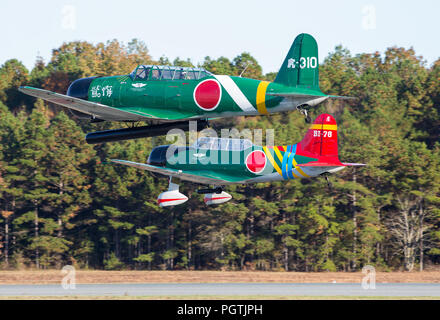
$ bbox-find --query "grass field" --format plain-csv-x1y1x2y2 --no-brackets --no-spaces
0,270,439,285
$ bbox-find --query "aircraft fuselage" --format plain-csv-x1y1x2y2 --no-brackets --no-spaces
81,72,327,121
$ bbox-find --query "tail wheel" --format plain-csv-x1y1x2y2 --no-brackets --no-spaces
321,173,333,192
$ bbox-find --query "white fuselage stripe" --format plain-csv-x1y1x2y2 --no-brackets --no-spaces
213,75,256,113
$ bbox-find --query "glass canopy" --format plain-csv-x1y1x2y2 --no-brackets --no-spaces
131,65,212,81
193,137,253,151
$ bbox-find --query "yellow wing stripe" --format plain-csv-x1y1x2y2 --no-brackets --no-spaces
256,81,270,115
273,146,284,163
309,124,338,131
291,156,309,178
263,147,282,176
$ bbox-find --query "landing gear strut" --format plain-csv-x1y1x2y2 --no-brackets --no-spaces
197,187,223,194
321,173,333,192
297,105,312,123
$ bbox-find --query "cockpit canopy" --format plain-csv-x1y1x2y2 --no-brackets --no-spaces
193,137,254,151
131,65,213,81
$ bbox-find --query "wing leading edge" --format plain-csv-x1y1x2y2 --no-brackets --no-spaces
19,86,151,121
110,159,239,185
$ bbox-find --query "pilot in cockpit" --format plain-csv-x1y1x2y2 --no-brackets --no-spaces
151,69,160,80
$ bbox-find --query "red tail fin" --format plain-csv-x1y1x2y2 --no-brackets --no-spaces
298,113,339,159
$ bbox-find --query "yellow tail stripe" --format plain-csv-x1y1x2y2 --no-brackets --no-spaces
309,124,338,131
291,157,310,178
256,81,270,115
263,147,282,176
273,146,284,164
274,147,302,179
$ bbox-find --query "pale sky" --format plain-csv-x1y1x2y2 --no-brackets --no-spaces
1,0,439,74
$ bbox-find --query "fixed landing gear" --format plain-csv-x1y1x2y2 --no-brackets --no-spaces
198,186,232,205
157,177,189,207
157,181,232,207
297,105,312,123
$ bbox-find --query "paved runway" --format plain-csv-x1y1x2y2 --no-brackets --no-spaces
0,283,439,297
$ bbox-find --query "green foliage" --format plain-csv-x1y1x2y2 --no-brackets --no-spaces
0,59,30,110
134,253,155,263
104,252,125,270
0,39,439,272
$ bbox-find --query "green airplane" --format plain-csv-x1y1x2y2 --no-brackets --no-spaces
19,34,351,144
111,114,365,207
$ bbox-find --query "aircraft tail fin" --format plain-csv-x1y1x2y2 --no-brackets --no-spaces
297,113,340,164
274,33,320,91
296,114,367,169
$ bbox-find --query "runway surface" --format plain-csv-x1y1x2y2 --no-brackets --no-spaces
0,283,439,297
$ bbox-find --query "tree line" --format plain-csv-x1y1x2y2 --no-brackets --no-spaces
0,39,439,271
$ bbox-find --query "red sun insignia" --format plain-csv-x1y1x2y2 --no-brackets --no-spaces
193,79,222,111
246,150,267,174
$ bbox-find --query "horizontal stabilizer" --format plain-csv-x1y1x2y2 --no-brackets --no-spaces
342,163,367,167
269,93,356,101
297,162,343,168
267,93,326,99
328,95,358,101
298,162,366,167
267,93,329,107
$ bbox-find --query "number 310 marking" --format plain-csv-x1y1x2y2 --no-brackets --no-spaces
300,57,318,69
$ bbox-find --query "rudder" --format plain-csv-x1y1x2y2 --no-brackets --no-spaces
274,33,320,91
298,113,338,158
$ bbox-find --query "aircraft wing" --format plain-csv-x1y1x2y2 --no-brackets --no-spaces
110,159,238,185
19,86,151,121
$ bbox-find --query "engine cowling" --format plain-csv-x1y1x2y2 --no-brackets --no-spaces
157,182,188,207
204,191,232,205
66,76,97,119
67,76,97,100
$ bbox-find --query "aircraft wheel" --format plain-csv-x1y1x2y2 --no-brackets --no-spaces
297,105,311,123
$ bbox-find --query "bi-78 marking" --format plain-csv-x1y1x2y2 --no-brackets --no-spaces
313,130,333,138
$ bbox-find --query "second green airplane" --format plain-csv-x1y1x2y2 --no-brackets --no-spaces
111,113,365,207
